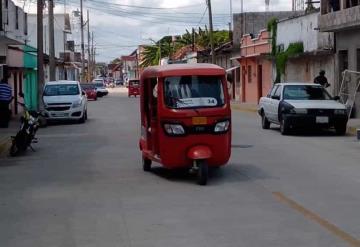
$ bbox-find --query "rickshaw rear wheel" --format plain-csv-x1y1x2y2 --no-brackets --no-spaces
196,160,208,186
143,157,152,172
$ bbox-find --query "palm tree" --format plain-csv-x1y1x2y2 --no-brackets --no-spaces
140,29,231,68
140,37,172,68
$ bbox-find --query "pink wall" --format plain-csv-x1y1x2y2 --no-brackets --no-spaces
237,30,273,103
7,49,24,116
7,49,24,67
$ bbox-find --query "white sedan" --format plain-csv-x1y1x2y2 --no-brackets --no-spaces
258,83,348,135
43,81,88,123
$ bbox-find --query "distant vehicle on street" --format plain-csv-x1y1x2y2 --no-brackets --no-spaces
258,83,348,135
115,79,124,86
139,64,232,185
92,79,109,97
128,79,140,97
80,83,97,101
43,81,88,123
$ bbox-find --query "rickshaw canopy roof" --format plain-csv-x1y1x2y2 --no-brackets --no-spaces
141,63,226,80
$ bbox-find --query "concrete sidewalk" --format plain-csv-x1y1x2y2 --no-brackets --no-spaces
231,101,360,136
0,118,19,157
348,118,360,136
231,102,258,113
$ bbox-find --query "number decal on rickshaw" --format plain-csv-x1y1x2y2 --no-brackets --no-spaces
176,98,218,108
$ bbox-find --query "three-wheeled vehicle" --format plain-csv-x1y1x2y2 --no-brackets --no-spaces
139,64,232,185
128,79,140,97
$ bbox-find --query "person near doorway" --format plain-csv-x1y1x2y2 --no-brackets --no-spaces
0,68,13,128
314,70,330,88
329,0,340,11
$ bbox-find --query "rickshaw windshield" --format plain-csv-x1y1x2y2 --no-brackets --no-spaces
130,80,140,86
164,76,225,109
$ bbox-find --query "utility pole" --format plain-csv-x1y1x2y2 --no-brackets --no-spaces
87,10,91,81
80,0,85,82
91,31,94,79
159,42,162,65
192,28,195,52
94,47,97,75
230,0,233,29
241,0,245,37
48,0,56,81
37,0,44,110
206,0,215,64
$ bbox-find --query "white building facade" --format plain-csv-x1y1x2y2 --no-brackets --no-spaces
276,11,336,94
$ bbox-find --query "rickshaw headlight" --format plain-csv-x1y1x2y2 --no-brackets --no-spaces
214,120,230,133
164,124,185,135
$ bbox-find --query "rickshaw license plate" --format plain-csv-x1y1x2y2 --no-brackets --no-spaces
192,117,208,125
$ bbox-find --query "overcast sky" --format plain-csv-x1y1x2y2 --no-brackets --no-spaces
15,0,293,62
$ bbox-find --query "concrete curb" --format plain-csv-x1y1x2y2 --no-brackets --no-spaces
347,126,359,136
0,136,11,157
231,104,258,113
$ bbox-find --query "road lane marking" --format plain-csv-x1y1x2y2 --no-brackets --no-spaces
273,192,360,247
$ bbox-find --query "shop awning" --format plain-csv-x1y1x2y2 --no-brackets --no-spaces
226,66,240,72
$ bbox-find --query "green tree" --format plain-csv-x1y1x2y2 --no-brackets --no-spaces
140,37,172,68
111,57,121,64
140,29,231,68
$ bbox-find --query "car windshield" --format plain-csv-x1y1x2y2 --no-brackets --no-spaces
94,83,104,88
81,84,95,90
164,76,225,109
44,84,80,96
130,81,139,86
283,85,332,100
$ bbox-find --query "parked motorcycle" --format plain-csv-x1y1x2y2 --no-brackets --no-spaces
9,102,41,157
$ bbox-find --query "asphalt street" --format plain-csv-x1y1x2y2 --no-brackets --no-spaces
1,88,360,247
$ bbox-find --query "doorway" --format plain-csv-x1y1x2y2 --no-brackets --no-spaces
257,65,263,101
241,66,246,102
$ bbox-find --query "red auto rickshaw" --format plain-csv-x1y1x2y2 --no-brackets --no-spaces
139,64,231,185
128,79,140,97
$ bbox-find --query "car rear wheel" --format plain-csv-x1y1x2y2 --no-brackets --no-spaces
261,112,271,129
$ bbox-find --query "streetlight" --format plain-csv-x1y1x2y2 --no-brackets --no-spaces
206,0,215,64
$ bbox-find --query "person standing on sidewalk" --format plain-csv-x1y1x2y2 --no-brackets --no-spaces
314,70,330,88
0,68,13,128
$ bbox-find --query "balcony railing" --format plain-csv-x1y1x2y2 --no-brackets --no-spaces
319,4,360,31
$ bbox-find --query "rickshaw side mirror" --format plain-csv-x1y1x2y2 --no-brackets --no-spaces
226,73,234,84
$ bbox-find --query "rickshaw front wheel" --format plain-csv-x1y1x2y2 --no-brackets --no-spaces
196,160,208,186
143,157,152,172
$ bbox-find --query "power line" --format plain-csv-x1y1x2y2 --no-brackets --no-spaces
60,1,228,27
197,6,208,26
74,0,205,10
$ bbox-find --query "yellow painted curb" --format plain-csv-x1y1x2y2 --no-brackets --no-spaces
347,126,359,136
273,192,360,247
0,137,11,157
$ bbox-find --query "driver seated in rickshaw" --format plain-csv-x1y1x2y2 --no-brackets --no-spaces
165,76,224,108
178,76,200,98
